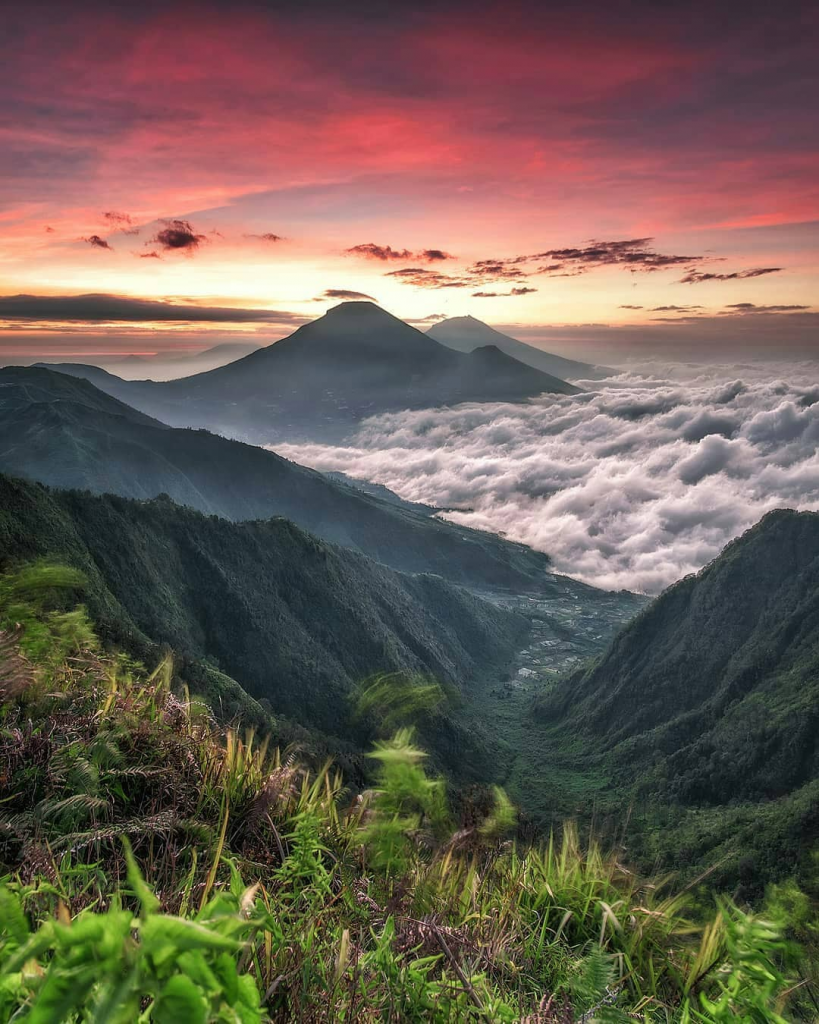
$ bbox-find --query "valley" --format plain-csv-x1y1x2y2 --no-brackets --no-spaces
4,7,818,1016
464,582,648,832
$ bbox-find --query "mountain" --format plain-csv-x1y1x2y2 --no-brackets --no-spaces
0,365,558,592
538,509,819,890
427,316,613,380
37,301,580,443
97,342,264,380
0,473,528,771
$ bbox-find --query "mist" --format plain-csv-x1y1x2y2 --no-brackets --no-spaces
277,363,819,593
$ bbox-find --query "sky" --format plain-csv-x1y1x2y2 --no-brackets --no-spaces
2,0,818,363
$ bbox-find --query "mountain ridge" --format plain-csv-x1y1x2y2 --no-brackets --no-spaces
428,315,613,380
524,507,819,891
0,365,565,593
0,472,528,775
36,301,580,443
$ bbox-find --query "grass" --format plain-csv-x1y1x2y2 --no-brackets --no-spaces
0,562,814,1021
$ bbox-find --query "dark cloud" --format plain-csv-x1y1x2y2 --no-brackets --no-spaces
346,243,454,262
243,232,284,242
384,268,471,288
103,210,139,235
320,289,377,301
347,243,413,261
149,218,206,254
680,267,783,283
541,238,703,272
44,225,55,234
139,251,162,259
619,304,643,309
83,235,112,250
387,238,712,295
468,260,530,281
650,305,703,312
721,302,810,315
467,239,707,283
0,293,304,324
472,286,538,297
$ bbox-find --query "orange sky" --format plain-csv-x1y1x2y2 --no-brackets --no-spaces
1,0,817,360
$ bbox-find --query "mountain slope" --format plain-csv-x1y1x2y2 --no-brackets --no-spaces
38,302,580,443
0,366,557,592
532,509,819,891
0,473,528,749
549,509,819,803
428,316,613,380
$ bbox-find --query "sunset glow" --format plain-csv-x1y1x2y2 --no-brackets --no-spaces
2,0,817,360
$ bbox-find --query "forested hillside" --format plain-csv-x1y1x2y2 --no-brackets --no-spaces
531,510,819,893
0,366,556,592
0,474,528,777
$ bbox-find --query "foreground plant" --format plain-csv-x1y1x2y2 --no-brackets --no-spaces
0,842,265,1023
0,562,813,1021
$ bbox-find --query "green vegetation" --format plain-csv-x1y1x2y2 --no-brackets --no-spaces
1,562,815,1021
0,472,529,781
519,509,819,897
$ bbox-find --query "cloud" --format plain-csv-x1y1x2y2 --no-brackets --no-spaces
619,304,643,309
722,302,809,314
472,286,537,297
384,268,471,288
680,267,782,283
83,235,112,251
464,239,708,284
405,313,448,323
346,243,454,262
139,251,162,259
387,238,713,292
276,365,819,594
319,289,377,301
650,305,702,312
537,238,704,273
467,260,531,281
347,243,412,261
103,211,139,235
245,232,284,242
0,293,305,324
148,219,206,254
419,249,453,262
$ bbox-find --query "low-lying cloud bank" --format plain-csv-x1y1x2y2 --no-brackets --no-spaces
277,365,819,594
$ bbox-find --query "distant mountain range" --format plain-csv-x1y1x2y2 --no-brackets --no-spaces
99,342,263,379
0,365,560,592
38,301,579,443
428,316,614,380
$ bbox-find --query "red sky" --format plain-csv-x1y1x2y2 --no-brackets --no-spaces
1,0,818,361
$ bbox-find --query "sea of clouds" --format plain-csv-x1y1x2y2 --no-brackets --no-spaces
277,363,819,594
